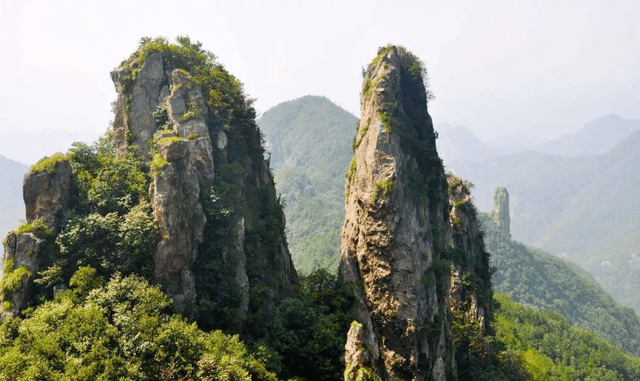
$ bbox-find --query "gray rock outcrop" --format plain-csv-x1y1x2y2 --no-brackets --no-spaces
110,42,296,324
491,186,510,238
340,45,492,381
111,51,169,159
447,175,492,332
23,159,72,230
149,70,214,316
1,159,71,316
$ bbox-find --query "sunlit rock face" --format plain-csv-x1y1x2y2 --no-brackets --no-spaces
340,45,492,381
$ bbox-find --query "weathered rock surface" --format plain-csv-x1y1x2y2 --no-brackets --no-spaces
447,175,492,332
1,160,71,316
111,51,169,159
110,43,296,324
149,70,214,316
0,233,49,317
340,45,492,381
23,160,72,230
491,186,510,238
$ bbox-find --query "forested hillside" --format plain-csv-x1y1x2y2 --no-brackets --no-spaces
0,155,27,236
257,96,357,273
481,212,640,357
489,293,640,381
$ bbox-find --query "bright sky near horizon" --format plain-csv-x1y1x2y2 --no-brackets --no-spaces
1,0,639,164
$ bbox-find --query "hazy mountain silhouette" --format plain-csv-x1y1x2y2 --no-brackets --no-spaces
535,114,640,156
0,154,27,235
434,123,499,163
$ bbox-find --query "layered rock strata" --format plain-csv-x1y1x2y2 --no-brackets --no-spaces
340,45,492,381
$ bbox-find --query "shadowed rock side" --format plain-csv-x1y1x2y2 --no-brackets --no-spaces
340,45,492,381
490,187,510,239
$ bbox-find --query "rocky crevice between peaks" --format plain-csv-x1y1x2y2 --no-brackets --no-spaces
340,45,493,381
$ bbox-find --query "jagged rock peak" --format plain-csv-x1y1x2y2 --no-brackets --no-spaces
340,45,493,381
491,186,510,238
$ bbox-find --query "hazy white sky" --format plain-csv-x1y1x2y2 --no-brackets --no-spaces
1,0,639,163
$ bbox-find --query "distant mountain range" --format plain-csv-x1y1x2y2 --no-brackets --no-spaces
535,114,640,156
0,154,27,236
450,130,640,312
435,123,499,163
435,113,640,163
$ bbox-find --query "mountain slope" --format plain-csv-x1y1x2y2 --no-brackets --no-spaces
492,293,640,381
0,154,27,236
259,95,356,175
480,212,640,357
258,95,357,273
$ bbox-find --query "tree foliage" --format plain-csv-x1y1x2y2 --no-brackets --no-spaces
265,269,355,381
0,270,276,381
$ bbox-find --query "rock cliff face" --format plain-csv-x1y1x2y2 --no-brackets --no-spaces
340,45,492,381
490,187,510,238
23,160,73,230
1,158,72,316
2,38,296,328
109,39,297,324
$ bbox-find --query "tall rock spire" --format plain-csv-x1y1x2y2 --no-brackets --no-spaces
109,38,297,326
491,187,510,239
339,45,493,381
